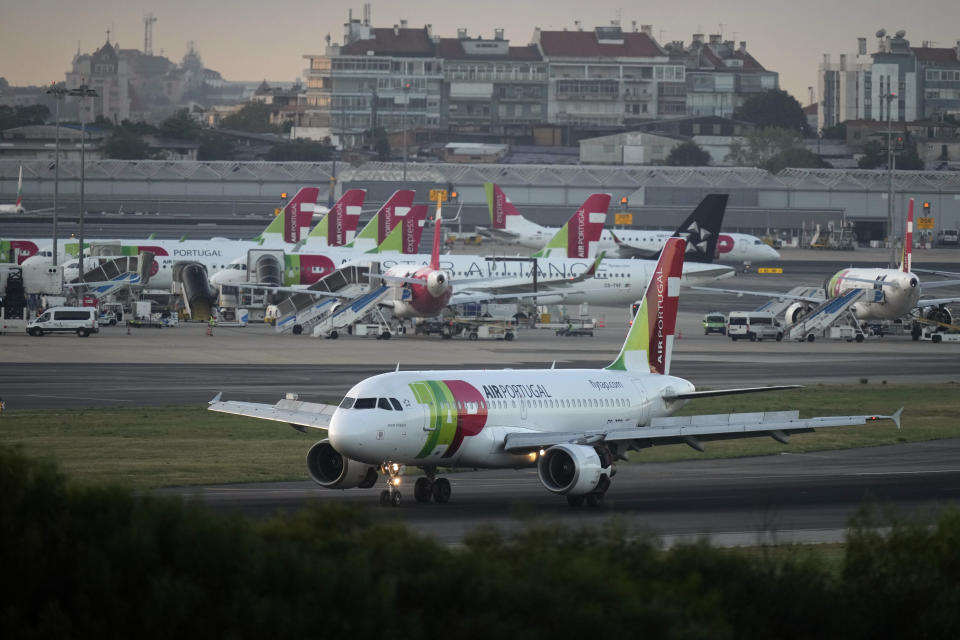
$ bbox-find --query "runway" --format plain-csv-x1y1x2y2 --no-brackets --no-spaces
158,438,960,546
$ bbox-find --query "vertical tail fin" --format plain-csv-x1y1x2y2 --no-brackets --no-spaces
350,189,415,248
485,183,522,229
16,165,23,211
376,189,416,245
901,198,914,273
534,193,610,258
671,194,729,263
326,189,366,246
259,187,320,242
429,201,443,271
368,204,427,254
606,237,685,374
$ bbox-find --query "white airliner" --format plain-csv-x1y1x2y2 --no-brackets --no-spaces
209,237,901,507
0,165,26,214
696,200,960,328
478,183,780,266
210,194,736,308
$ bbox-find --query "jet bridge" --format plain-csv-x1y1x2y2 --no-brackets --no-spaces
171,262,217,321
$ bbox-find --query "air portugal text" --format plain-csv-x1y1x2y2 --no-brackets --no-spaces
482,384,552,400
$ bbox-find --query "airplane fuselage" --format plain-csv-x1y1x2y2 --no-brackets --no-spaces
329,369,693,469
827,268,920,320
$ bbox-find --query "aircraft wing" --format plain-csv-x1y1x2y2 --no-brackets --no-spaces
913,268,960,279
609,231,658,259
450,287,589,305
689,285,825,303
207,393,336,431
228,282,354,298
917,296,960,308
918,280,960,289
502,408,902,453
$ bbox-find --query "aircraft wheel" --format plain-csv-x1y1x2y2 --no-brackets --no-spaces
566,495,585,507
292,324,303,335
806,334,816,343
586,493,605,508
431,478,451,503
391,491,402,507
379,490,391,506
504,332,514,341
414,477,432,503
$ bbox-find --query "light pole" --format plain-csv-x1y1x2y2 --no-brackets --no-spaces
68,81,99,282
45,83,68,268
402,82,410,187
885,91,897,267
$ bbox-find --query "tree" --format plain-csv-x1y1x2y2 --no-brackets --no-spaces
264,139,333,161
220,102,280,134
857,137,925,170
665,141,711,166
159,108,200,140
103,128,154,160
0,104,51,131
734,89,810,135
727,127,829,172
93,115,114,129
197,131,235,161
371,127,391,160
820,122,847,140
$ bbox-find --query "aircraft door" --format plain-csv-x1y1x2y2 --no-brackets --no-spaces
631,380,649,426
520,397,528,421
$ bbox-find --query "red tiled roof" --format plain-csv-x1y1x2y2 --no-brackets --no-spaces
340,27,434,56
538,30,662,58
911,47,959,64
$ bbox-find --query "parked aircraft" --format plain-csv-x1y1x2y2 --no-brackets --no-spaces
209,237,902,507
477,183,779,267
695,200,960,334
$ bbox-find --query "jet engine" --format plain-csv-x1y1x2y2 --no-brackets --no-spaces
784,302,815,324
426,270,450,298
306,439,378,489
537,443,612,496
924,305,953,326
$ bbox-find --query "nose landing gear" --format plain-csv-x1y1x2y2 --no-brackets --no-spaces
378,462,404,507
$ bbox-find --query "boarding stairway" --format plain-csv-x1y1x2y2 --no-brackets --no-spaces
309,284,399,338
69,253,155,298
785,288,868,342
275,262,397,336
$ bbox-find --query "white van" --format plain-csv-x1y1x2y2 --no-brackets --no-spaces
27,307,99,337
727,311,783,342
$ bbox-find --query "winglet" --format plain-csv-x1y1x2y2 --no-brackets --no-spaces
891,406,904,430
209,392,222,405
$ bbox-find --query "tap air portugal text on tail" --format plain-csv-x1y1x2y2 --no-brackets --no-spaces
209,237,902,508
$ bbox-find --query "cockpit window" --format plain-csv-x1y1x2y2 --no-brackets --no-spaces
353,397,376,409
389,398,403,411
377,397,393,410
339,397,355,409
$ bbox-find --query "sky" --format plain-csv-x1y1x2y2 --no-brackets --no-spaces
2,0,959,105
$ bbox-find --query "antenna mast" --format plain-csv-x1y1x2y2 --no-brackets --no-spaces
144,13,157,55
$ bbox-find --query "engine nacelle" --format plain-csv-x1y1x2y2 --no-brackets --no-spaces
924,305,953,326
426,270,450,298
537,444,611,496
306,439,378,489
784,302,814,324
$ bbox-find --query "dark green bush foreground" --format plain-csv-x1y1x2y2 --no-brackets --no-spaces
2,445,959,640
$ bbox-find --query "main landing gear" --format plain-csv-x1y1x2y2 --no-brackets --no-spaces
413,466,451,504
